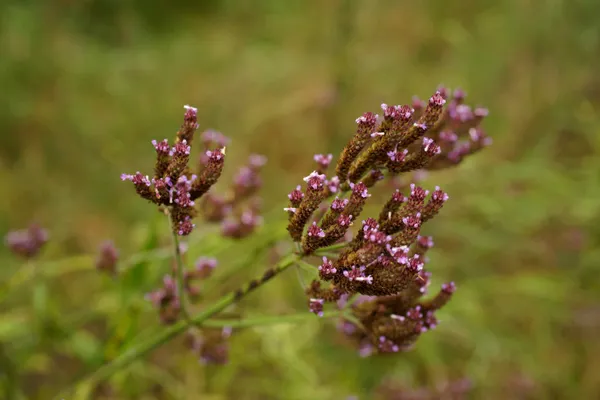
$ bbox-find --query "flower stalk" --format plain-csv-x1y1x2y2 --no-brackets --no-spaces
56,252,300,398
168,210,191,322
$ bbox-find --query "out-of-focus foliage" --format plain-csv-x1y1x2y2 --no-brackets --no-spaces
1,0,600,399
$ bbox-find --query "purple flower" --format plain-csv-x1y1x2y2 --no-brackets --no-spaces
152,139,170,155
318,256,337,278
96,240,119,275
402,213,422,229
201,129,231,148
429,91,447,106
4,224,49,259
350,182,370,199
195,257,218,279
441,281,457,294
378,336,400,353
307,222,326,238
331,198,349,211
309,298,325,317
422,137,441,156
313,153,333,170
387,147,408,163
288,185,304,205
178,217,195,236
303,171,326,191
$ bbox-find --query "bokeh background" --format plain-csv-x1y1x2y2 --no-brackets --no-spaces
2,0,600,399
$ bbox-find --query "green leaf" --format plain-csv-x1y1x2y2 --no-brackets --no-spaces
66,330,102,367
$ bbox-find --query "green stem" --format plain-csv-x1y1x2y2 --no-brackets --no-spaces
341,311,366,333
314,241,348,254
0,226,225,303
3,207,289,299
295,259,319,275
201,311,343,329
313,251,339,259
54,252,299,399
170,227,190,322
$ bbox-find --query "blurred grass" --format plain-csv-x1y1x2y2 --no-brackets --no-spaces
1,0,600,399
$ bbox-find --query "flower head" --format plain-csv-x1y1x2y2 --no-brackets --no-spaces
5,224,48,259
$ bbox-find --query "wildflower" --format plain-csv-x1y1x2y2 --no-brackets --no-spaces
188,326,232,365
194,257,218,280
95,240,119,275
145,274,181,324
122,105,226,236
314,153,333,173
4,223,48,259
201,129,230,148
199,153,268,239
293,87,490,354
146,256,220,324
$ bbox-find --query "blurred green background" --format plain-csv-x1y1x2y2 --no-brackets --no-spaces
1,0,600,399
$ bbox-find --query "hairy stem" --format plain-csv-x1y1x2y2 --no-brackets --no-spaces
55,252,299,399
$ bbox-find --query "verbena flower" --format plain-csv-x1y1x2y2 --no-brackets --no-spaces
121,105,226,236
200,151,267,239
95,240,119,275
146,256,219,324
4,223,48,259
286,87,490,355
188,326,232,365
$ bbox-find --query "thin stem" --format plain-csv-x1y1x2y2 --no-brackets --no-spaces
201,311,343,329
341,311,367,333
295,259,319,276
314,241,349,254
3,207,288,298
30,259,48,332
314,251,340,259
55,252,299,399
342,293,360,310
171,227,190,322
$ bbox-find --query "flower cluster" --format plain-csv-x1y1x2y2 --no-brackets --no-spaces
145,256,218,324
187,326,233,365
200,150,267,239
286,87,489,254
95,240,119,275
121,105,226,236
285,87,489,355
334,271,456,356
4,223,48,259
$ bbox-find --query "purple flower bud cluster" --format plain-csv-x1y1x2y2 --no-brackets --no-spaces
95,240,119,275
145,274,181,324
146,256,218,324
304,181,454,354
188,326,232,365
199,153,267,239
121,105,227,236
419,88,492,170
333,276,456,357
286,87,481,254
294,87,490,355
333,87,489,183
4,223,48,259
